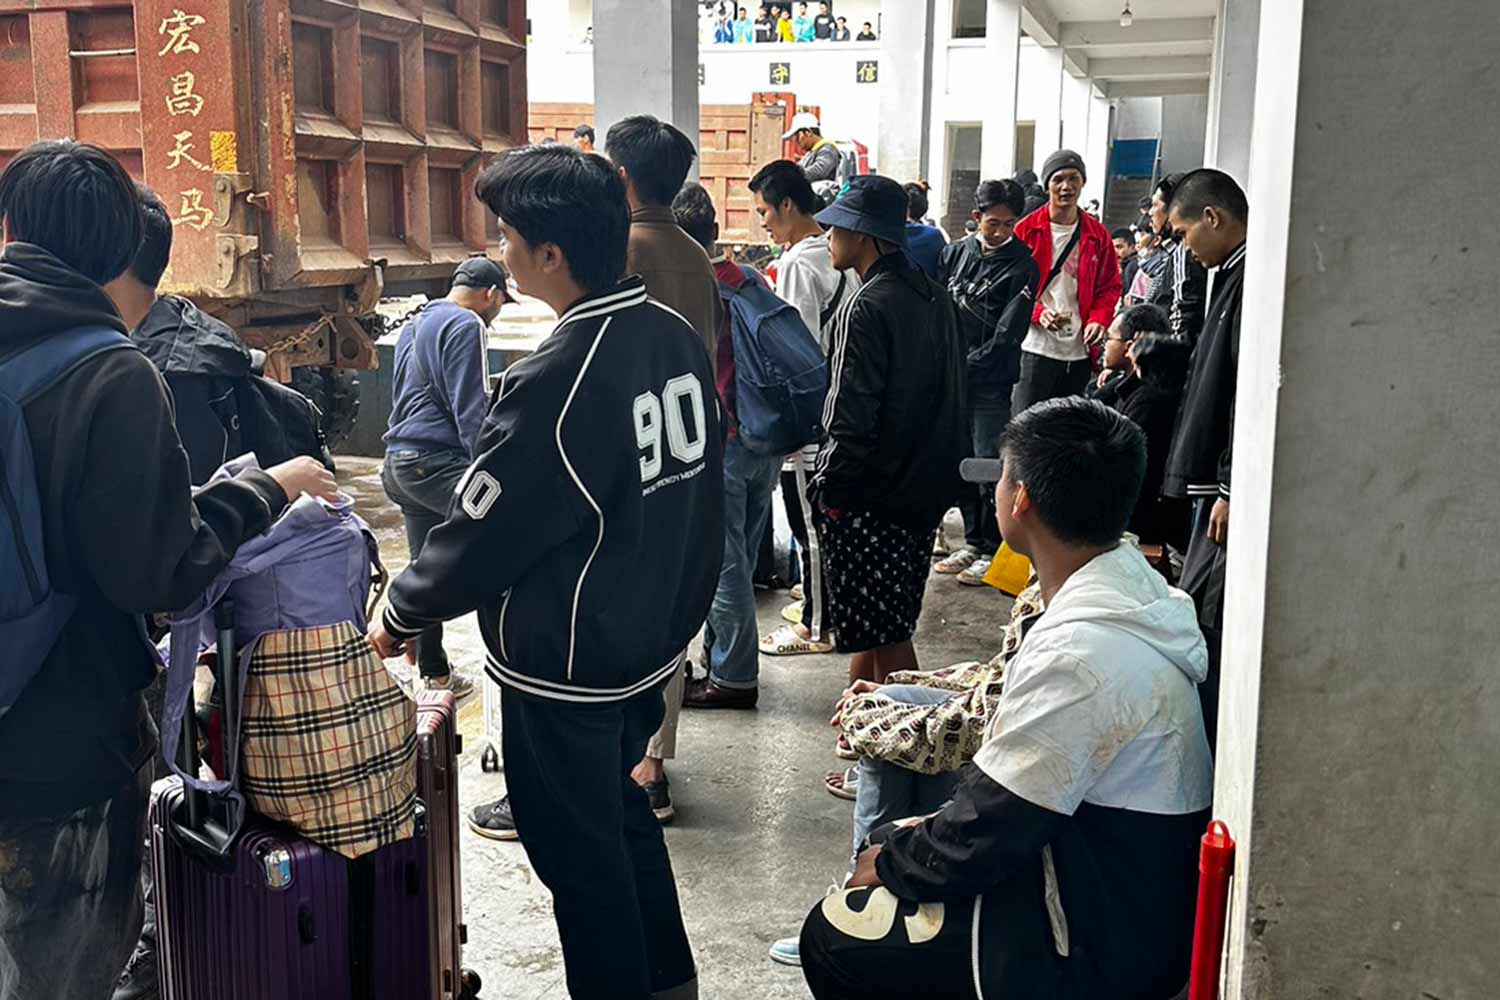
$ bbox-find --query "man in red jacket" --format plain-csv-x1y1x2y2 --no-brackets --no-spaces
1011,150,1121,415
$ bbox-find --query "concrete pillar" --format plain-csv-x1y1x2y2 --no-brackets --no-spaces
1083,88,1111,208
878,0,936,181
1027,43,1066,173
978,0,1022,179
1203,0,1259,183
1218,1,1500,996
1059,72,1091,157
1161,93,1210,176
592,0,700,176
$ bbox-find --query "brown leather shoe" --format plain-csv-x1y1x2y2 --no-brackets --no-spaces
682,677,758,710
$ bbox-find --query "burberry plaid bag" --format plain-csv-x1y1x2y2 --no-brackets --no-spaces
237,622,417,859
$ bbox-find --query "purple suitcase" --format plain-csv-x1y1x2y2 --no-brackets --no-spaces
150,781,434,999
150,598,437,999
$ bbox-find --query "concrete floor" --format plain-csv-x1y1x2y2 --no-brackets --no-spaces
340,455,1011,1000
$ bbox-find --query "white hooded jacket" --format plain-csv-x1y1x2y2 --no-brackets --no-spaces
973,541,1213,817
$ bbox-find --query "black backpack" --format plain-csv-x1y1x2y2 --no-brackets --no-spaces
234,375,335,472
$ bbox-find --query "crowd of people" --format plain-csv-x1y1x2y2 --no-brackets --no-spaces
709,2,879,44
0,91,1249,996
376,105,1249,997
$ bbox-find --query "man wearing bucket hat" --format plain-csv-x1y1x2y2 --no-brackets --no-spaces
785,112,841,184
807,176,967,687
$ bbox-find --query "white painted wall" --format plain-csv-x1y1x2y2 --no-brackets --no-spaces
1160,93,1209,176
529,8,886,160
926,31,1067,225
530,0,1123,230
1115,96,1163,139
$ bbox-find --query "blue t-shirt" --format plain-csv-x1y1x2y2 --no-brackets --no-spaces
793,15,815,41
905,223,947,281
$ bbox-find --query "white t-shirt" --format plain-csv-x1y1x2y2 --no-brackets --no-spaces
775,232,858,468
1022,221,1088,362
776,233,856,355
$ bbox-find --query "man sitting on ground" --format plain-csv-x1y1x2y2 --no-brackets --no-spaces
799,397,1213,1000
767,579,1044,968
1086,301,1168,408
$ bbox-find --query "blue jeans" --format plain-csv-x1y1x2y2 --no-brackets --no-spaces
850,684,964,868
706,440,782,690
381,447,470,677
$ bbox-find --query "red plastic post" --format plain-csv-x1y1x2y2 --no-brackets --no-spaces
1188,820,1237,1000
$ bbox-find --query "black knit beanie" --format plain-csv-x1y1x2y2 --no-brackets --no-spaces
1041,149,1087,186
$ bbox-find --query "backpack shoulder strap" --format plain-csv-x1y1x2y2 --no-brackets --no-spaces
0,326,133,404
819,271,848,330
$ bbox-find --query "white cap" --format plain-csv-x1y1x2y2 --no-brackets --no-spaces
782,111,821,139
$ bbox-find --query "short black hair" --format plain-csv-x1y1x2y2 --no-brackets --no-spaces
1154,171,1185,204
1116,303,1168,340
1110,226,1134,241
1001,397,1146,547
748,159,818,216
1167,167,1248,224
475,144,628,294
0,140,141,285
671,182,718,253
604,115,698,207
130,184,173,288
903,182,929,221
975,178,1025,216
573,124,594,143
1131,333,1192,390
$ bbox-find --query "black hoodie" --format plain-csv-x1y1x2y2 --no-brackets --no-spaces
938,235,1041,403
134,294,254,484
0,244,286,817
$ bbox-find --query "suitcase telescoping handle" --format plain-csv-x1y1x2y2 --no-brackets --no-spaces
173,599,240,858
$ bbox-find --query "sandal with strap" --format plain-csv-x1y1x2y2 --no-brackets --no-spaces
758,624,834,656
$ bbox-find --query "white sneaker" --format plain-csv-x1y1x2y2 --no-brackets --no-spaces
424,672,476,699
934,547,979,574
956,556,992,587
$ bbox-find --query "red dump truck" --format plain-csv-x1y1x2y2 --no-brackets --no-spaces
0,0,529,441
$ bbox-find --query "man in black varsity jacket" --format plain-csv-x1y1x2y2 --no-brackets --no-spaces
799,398,1213,1000
369,144,723,1000
1162,168,1248,748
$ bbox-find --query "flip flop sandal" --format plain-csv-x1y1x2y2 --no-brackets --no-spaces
781,601,803,625
758,624,834,656
823,766,859,801
834,734,859,760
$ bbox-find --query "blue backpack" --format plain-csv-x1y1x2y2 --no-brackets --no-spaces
0,327,133,717
720,266,831,456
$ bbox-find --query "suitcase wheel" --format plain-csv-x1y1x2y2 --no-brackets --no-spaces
461,968,482,998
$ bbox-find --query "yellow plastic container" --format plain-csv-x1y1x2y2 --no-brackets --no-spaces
983,542,1032,597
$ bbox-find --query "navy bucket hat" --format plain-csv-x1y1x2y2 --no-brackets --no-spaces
814,175,909,246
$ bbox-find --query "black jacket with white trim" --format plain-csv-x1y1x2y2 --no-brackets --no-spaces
812,253,967,528
938,235,1040,402
1164,242,1246,501
383,276,724,703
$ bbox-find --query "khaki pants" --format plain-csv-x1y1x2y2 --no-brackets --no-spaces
645,663,683,760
